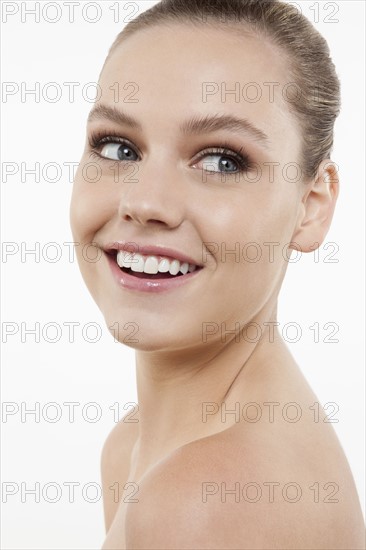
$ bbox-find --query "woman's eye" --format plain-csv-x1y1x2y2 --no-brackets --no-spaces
195,154,242,173
99,142,139,161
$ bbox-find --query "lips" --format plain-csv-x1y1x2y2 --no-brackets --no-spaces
103,241,204,281
101,239,204,292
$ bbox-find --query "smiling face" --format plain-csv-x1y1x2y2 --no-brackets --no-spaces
70,23,307,352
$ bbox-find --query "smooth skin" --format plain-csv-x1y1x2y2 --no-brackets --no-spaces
70,22,365,550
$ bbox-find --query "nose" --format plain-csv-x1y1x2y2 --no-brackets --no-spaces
117,160,186,229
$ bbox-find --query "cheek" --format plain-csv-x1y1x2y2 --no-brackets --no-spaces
70,162,113,241
199,189,295,263
197,192,296,310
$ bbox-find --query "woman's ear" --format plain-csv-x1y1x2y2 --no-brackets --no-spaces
290,159,340,253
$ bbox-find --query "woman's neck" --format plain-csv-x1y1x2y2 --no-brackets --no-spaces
132,306,293,471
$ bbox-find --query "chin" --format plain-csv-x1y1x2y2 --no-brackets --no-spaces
101,307,202,352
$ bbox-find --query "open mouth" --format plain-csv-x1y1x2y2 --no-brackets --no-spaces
107,250,202,280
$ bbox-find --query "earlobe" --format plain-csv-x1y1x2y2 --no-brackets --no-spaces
289,159,339,253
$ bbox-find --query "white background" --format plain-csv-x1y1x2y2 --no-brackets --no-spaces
1,1,365,548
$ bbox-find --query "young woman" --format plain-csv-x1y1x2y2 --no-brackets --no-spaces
70,0,365,548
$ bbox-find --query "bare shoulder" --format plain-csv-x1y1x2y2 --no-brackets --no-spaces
125,421,365,550
101,410,139,532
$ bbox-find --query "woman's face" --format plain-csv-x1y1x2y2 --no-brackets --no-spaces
70,24,305,351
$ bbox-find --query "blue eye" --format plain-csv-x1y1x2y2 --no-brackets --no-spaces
198,154,241,173
99,142,139,161
192,146,251,175
88,132,140,162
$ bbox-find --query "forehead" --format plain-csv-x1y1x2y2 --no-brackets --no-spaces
97,23,301,153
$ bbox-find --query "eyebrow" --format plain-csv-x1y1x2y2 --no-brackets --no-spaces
88,104,142,130
87,104,270,148
180,113,270,148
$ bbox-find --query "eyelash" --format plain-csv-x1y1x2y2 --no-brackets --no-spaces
88,130,254,175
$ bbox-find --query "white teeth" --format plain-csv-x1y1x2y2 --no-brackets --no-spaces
158,259,170,272
116,251,198,276
119,251,133,269
144,256,159,274
169,260,180,276
179,262,189,275
130,255,144,272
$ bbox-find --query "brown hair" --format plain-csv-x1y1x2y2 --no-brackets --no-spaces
106,0,341,181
